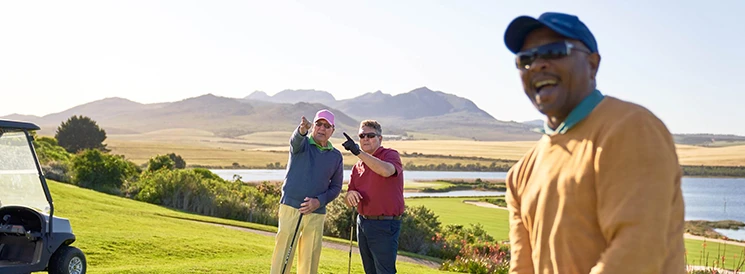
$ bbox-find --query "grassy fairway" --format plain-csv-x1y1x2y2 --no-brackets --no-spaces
403,180,455,191
404,197,745,269
405,197,510,241
39,181,449,273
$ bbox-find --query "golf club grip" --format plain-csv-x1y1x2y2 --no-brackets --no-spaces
282,214,304,274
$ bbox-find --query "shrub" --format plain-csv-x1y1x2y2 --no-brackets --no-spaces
440,241,510,274
33,136,72,165
256,181,282,197
42,160,72,183
479,196,507,207
398,205,441,254
71,149,140,194
130,169,280,226
147,154,175,172
167,153,186,169
323,192,357,240
430,223,495,260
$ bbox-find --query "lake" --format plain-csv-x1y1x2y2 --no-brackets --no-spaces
211,169,745,225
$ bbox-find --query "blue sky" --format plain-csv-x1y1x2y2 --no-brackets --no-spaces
1,0,742,135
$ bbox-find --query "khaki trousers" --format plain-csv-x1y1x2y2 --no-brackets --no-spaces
270,204,326,274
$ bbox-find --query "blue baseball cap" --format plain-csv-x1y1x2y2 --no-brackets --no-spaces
504,12,598,54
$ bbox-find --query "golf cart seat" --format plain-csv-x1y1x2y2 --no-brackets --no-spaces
0,206,45,265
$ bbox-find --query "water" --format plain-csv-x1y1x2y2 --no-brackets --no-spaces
682,178,745,223
211,169,509,182
714,228,745,241
211,169,745,224
404,190,505,198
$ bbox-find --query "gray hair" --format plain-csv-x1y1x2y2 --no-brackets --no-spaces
360,120,382,136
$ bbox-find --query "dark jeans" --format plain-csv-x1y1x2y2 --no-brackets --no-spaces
357,216,401,274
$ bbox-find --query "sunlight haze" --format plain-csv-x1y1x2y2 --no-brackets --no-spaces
1,0,742,135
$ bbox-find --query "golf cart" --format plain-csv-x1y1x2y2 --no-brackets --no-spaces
0,120,86,274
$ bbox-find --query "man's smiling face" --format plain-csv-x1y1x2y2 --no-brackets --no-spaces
519,27,598,121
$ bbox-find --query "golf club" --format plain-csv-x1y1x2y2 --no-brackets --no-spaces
282,213,303,274
348,208,356,274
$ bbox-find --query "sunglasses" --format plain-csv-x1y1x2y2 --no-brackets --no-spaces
315,121,333,129
515,41,589,70
358,132,378,139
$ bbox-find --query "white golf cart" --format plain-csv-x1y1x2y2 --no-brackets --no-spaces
0,120,86,274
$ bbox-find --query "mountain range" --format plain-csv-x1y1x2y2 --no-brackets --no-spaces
5,87,540,141
6,87,744,144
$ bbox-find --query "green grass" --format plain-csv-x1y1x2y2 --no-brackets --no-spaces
31,180,745,271
404,180,455,191
37,180,450,273
684,239,745,270
405,197,510,241
404,197,745,269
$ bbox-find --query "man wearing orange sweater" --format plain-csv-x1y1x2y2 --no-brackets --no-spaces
502,12,686,273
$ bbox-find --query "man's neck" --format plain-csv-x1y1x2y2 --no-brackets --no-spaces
312,136,328,147
547,89,594,129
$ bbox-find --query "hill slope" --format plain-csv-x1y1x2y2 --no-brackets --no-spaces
4,88,540,141
7,87,744,143
246,89,337,106
45,180,444,273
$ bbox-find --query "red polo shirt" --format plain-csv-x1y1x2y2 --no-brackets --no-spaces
348,146,405,216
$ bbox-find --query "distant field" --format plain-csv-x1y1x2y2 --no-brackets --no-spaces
404,131,471,141
100,129,745,167
676,144,745,166
385,140,536,161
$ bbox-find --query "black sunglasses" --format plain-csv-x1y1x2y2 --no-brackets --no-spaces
515,41,589,70
358,132,378,139
315,121,333,129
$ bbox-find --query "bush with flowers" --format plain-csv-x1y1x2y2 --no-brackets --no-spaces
428,223,510,273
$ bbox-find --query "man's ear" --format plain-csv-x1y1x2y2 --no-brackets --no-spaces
589,53,601,79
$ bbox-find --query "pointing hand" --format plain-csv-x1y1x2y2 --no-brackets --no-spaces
299,116,312,135
342,132,361,156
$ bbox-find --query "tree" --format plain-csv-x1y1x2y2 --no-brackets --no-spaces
55,115,108,153
147,154,175,172
167,153,186,169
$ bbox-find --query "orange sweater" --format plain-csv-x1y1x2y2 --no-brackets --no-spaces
506,96,686,274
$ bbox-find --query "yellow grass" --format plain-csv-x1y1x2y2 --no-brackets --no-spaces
404,131,471,141
101,129,745,167
386,140,536,160
675,144,745,166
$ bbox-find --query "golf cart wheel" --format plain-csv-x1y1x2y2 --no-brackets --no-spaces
48,246,86,274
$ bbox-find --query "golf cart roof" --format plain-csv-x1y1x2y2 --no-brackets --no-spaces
0,120,41,131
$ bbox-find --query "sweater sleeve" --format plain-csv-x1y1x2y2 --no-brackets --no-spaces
505,160,535,274
289,126,307,154
589,110,682,274
316,155,344,207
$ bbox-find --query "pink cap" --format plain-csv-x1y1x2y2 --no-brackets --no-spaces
313,109,335,126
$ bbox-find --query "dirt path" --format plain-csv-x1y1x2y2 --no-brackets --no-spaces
462,200,507,210
684,233,745,247
202,222,441,269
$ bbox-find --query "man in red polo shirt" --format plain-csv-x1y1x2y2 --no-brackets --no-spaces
341,120,404,274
